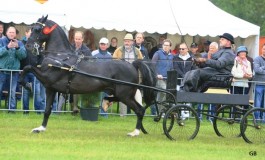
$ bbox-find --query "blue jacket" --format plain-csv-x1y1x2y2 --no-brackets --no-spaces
152,49,173,78
0,37,27,70
92,49,112,62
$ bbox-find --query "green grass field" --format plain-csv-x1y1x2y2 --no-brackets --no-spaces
0,111,264,160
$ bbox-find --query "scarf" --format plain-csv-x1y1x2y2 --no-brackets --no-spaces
179,53,191,61
235,56,248,74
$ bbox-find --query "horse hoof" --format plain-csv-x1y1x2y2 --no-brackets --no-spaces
127,129,140,137
32,130,40,133
31,126,46,133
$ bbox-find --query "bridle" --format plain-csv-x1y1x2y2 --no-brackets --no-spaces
31,21,58,55
33,42,40,55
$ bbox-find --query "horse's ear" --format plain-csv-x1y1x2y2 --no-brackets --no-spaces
43,15,48,23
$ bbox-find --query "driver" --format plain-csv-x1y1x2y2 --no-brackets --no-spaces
180,33,235,92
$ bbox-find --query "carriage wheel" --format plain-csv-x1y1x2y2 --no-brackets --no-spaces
213,105,243,138
240,108,265,144
141,114,164,136
163,104,200,141
141,104,168,136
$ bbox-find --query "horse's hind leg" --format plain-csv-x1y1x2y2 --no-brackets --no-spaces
122,98,145,137
31,89,56,133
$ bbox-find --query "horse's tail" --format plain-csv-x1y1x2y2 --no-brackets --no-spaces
132,60,157,106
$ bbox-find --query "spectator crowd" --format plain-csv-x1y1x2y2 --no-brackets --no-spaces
0,21,264,123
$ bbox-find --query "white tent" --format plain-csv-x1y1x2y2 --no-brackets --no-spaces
0,0,260,57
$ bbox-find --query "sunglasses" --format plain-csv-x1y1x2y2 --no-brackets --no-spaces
179,48,186,50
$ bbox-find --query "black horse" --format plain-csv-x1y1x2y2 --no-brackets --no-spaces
20,15,157,136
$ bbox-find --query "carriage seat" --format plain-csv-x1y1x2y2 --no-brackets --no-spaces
199,73,233,93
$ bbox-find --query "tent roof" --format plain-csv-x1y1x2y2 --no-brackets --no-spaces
0,0,67,26
67,0,260,38
0,0,260,38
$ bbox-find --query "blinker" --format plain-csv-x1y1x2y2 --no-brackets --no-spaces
43,24,58,35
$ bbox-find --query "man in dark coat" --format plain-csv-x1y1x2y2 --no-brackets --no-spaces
173,43,197,86
134,32,149,60
181,33,235,92
70,31,91,114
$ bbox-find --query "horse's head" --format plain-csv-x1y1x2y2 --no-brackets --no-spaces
26,15,58,55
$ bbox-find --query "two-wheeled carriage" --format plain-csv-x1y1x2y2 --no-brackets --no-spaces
149,70,265,143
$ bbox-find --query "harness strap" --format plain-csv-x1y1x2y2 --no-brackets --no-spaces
69,54,84,71
66,54,85,93
46,54,84,94
66,72,76,94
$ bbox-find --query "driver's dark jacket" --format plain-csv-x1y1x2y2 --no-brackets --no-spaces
182,47,235,92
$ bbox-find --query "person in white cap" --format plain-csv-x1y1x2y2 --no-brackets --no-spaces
113,33,143,117
92,37,113,117
92,37,111,57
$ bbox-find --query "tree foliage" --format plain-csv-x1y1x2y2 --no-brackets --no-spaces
210,0,265,36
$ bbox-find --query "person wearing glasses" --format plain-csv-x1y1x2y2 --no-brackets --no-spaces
173,43,197,90
151,39,174,115
181,33,235,92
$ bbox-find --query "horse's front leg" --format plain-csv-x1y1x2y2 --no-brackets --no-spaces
19,65,34,90
31,88,56,133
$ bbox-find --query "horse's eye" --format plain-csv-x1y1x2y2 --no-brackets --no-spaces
34,27,42,33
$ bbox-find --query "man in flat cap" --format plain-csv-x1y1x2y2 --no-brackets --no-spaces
113,33,143,117
181,33,235,92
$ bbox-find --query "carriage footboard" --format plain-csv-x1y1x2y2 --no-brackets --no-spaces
176,91,249,105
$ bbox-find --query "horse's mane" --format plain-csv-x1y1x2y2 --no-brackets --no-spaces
40,17,75,52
